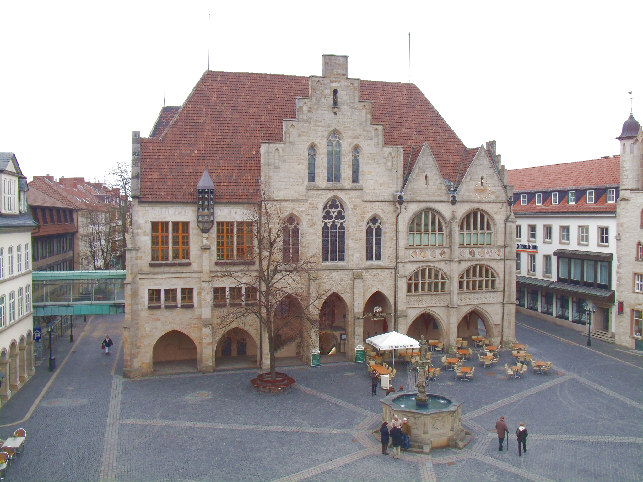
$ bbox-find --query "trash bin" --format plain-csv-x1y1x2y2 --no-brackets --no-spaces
380,374,389,390
354,344,365,363
311,349,321,367
48,357,56,372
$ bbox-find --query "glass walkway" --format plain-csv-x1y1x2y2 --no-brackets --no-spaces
32,270,125,316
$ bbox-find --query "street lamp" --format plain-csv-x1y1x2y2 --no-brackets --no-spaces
69,316,73,343
48,326,55,371
583,302,596,347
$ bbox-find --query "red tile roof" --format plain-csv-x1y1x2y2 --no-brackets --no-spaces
139,71,472,203
507,156,620,191
150,106,180,138
28,176,115,211
509,156,620,214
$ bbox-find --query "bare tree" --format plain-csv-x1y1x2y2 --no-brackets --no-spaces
107,160,132,268
79,209,118,270
215,198,328,380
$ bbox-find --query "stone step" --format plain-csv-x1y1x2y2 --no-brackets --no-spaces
591,330,615,344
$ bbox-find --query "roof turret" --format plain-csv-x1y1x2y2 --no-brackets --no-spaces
617,113,641,140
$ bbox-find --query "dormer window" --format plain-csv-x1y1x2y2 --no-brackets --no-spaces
586,190,595,204
568,191,576,204
551,192,559,205
520,194,527,205
2,176,18,214
535,193,542,205
607,188,616,203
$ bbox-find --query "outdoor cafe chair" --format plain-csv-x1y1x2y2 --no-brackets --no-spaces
505,364,514,379
429,367,441,381
434,342,444,352
0,451,7,477
465,367,475,381
1,447,14,464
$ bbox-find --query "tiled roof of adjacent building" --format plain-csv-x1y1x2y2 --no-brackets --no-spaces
509,156,620,214
28,176,118,211
139,70,473,203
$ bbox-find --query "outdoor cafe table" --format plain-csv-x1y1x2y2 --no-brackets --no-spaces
481,355,494,366
513,343,527,350
371,365,391,376
471,336,484,347
445,357,460,369
533,361,549,373
457,366,472,373
485,345,498,352
428,340,441,351
457,349,470,358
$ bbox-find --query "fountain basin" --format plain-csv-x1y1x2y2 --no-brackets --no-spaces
382,392,467,453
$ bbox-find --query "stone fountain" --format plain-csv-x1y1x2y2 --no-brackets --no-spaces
380,336,470,453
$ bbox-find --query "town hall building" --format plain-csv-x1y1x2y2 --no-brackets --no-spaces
123,55,516,377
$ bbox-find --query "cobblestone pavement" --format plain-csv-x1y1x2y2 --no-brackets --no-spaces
0,311,641,481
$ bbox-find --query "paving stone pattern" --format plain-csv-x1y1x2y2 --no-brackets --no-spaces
0,311,641,481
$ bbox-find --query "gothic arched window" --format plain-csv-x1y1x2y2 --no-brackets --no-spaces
459,210,493,246
307,145,316,183
322,199,345,262
407,266,448,293
352,147,360,184
282,216,300,263
366,217,382,261
327,132,341,183
458,264,497,291
408,210,446,246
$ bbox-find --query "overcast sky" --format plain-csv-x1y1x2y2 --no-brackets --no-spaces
1,1,641,183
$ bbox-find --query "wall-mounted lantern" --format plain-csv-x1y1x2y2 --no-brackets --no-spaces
197,170,215,233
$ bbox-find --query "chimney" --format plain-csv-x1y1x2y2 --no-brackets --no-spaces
322,55,348,78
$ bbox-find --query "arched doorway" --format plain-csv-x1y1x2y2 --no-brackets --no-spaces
362,291,392,341
407,312,443,342
152,330,197,374
456,310,493,342
216,328,257,369
273,295,307,362
319,293,348,356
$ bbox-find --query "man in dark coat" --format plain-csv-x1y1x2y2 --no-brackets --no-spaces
371,372,379,395
516,422,528,456
379,422,389,455
495,416,509,451
390,424,403,459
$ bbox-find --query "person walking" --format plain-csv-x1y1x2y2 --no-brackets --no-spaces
495,416,509,451
401,418,411,451
379,422,390,455
516,422,528,456
371,371,379,395
102,335,113,355
390,423,402,459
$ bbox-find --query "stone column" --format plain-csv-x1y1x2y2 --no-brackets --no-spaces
0,355,10,402
200,232,214,372
351,271,364,361
18,342,27,383
447,211,459,347
26,337,35,377
123,236,139,378
9,347,19,391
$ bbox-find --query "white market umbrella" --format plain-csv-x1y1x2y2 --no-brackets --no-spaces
365,331,419,369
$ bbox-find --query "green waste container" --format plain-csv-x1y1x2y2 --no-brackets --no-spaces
354,344,365,363
311,349,321,367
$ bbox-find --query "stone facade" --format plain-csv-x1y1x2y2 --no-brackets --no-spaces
615,114,643,349
124,55,516,377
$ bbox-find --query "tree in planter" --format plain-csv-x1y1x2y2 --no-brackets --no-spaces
215,199,327,384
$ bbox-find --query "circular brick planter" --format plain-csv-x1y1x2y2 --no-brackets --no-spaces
250,372,296,393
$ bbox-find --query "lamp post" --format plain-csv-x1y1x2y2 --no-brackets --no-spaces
69,316,73,343
48,326,55,371
583,302,596,347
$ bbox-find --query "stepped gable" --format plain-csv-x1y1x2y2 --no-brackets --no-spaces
139,71,471,203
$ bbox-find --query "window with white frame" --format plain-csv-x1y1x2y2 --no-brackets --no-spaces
535,193,543,205
7,246,13,276
25,284,31,313
551,192,559,205
8,291,15,323
560,225,570,243
16,245,21,273
516,224,522,240
586,190,595,204
18,287,23,317
520,194,527,205
0,296,4,328
407,266,448,293
578,225,589,245
2,176,18,213
0,247,3,278
528,225,537,242
638,241,643,261
528,253,536,274
24,243,29,270
635,273,643,293
543,225,552,243
568,191,576,204
543,255,552,277
607,188,616,203
598,226,609,246
458,264,497,291
633,309,642,337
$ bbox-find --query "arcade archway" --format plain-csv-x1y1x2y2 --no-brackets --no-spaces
362,291,392,341
407,312,444,342
215,327,258,368
456,310,493,342
319,293,348,356
273,295,306,361
152,330,197,373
